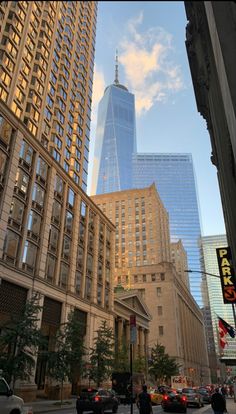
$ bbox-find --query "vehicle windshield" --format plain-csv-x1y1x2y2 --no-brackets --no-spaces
182,388,195,394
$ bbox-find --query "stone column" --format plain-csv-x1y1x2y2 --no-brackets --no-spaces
117,317,123,350
139,327,145,357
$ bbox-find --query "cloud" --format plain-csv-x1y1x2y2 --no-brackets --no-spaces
119,12,184,116
91,64,106,117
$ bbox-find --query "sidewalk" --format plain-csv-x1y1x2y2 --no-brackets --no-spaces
24,398,76,414
225,397,236,414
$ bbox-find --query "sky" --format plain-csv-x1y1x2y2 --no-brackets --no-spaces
87,1,226,237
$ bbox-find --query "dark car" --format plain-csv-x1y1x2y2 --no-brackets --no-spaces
76,388,119,414
161,391,187,413
182,388,204,408
197,388,211,404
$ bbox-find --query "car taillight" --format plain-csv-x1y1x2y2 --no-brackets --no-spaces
163,395,169,400
182,396,187,401
94,396,102,402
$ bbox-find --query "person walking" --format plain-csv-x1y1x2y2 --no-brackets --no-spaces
211,388,227,414
136,385,153,414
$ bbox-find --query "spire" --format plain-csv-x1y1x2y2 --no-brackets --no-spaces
114,49,119,85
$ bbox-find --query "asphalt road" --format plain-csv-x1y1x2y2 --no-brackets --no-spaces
46,402,213,414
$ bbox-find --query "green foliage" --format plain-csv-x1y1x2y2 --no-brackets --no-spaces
47,309,87,398
88,320,115,387
133,355,146,374
0,293,44,389
114,340,129,372
148,343,180,383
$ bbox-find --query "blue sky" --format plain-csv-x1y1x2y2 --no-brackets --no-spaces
88,1,225,237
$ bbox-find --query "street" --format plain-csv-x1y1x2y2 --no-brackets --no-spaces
44,403,213,414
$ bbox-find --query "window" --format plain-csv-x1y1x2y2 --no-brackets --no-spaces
52,149,61,162
159,326,164,336
67,188,75,208
3,229,20,260
27,210,41,235
80,201,87,217
75,271,82,294
52,199,61,224
32,183,45,207
49,225,59,251
64,210,73,234
22,240,37,268
157,306,163,316
11,101,21,117
160,273,165,281
15,168,29,195
59,262,68,289
46,254,56,282
156,287,161,297
9,198,24,225
64,161,69,172
62,235,71,259
55,175,64,196
36,157,48,181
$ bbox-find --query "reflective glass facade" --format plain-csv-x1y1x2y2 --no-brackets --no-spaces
201,235,236,361
91,83,136,195
133,153,203,306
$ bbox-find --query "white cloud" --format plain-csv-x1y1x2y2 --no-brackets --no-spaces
91,64,106,116
119,12,184,116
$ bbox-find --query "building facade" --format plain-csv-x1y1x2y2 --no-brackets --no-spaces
185,1,236,272
201,235,236,371
132,153,203,306
0,102,115,400
91,56,137,195
0,1,97,192
92,186,210,385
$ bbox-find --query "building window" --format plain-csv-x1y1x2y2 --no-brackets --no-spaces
46,254,56,282
160,273,165,281
159,326,164,336
59,262,68,289
62,235,71,259
32,183,45,208
3,229,20,261
156,287,161,297
22,240,37,269
52,199,61,224
27,210,41,236
9,198,24,225
64,210,73,234
15,168,29,195
75,271,82,295
157,306,163,316
19,140,33,166
36,157,48,181
48,225,59,251
67,187,75,208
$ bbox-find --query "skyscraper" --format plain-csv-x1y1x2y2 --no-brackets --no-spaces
0,1,97,192
91,53,137,195
133,153,203,306
201,235,236,365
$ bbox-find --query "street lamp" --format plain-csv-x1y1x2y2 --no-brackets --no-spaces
184,269,236,328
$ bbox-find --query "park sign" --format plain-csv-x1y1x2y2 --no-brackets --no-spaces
216,247,236,303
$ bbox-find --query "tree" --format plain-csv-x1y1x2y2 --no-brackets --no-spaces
114,340,129,372
0,293,44,390
133,355,146,375
88,320,115,387
148,343,180,384
47,309,87,402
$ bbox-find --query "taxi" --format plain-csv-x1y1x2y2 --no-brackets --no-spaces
149,388,163,405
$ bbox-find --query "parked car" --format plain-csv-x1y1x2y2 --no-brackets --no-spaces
182,388,204,408
161,391,187,413
149,389,163,405
76,388,119,414
196,388,211,404
0,376,24,414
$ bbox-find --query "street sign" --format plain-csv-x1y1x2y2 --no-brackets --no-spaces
130,314,137,344
216,247,236,304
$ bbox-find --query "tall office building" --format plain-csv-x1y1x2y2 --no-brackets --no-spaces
0,1,121,401
133,153,203,306
201,235,236,366
0,1,97,192
91,53,137,195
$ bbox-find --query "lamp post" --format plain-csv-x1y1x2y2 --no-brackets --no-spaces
184,269,236,328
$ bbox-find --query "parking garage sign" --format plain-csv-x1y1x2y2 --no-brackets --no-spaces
216,247,236,303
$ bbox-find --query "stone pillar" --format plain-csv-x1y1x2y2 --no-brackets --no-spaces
117,317,123,350
125,320,130,346
139,327,145,357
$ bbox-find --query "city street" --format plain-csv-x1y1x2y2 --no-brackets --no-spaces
33,403,215,414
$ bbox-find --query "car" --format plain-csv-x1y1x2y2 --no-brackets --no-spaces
161,391,187,413
0,376,24,414
149,389,163,405
196,388,211,404
76,388,119,414
182,388,204,408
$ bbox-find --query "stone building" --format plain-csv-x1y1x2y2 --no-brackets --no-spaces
92,185,211,385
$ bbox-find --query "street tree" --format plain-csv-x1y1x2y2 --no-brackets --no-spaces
148,343,180,384
88,320,115,387
47,309,87,402
0,293,44,390
114,340,129,372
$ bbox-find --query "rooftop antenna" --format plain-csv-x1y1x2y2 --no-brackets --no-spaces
114,49,119,85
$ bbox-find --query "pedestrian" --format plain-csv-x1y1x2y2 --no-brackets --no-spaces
211,387,227,414
136,385,153,414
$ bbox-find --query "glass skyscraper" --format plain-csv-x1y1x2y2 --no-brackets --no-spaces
201,235,236,363
91,56,137,195
133,153,203,306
